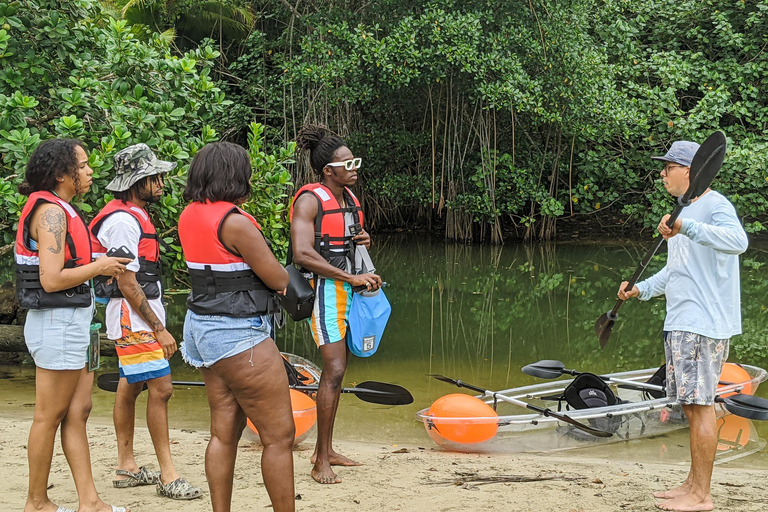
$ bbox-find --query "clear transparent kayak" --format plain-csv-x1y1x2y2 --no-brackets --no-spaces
416,364,767,454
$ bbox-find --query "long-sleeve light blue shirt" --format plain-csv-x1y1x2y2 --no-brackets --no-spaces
636,190,748,339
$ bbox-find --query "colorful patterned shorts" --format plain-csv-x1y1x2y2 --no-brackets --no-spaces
114,302,170,384
663,330,729,406
308,276,353,347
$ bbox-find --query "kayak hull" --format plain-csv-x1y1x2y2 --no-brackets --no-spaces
417,364,767,455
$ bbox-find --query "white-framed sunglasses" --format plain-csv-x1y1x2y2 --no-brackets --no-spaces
326,158,362,171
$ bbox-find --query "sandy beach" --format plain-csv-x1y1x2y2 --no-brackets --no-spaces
1,413,767,512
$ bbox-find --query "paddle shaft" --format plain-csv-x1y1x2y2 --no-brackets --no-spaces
606,202,687,320
439,378,612,438
97,373,407,400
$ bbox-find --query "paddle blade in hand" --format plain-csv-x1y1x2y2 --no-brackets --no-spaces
684,131,726,202
595,312,616,349
352,381,414,405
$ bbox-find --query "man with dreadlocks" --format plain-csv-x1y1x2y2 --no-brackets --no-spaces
89,144,202,500
290,125,382,484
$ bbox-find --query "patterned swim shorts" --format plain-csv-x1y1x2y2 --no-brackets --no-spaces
663,330,729,406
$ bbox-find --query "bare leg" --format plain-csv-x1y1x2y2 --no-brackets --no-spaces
113,379,143,480
310,341,361,484
654,405,694,499
657,404,716,511
24,368,81,512
205,339,295,512
145,375,180,484
200,367,246,512
61,370,126,512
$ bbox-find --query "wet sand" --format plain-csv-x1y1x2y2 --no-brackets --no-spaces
1,414,767,512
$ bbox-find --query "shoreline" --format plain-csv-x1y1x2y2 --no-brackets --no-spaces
1,413,766,512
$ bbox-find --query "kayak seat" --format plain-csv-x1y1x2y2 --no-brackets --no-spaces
564,373,619,410
562,372,626,436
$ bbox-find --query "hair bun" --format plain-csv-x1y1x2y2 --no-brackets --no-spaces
296,125,330,151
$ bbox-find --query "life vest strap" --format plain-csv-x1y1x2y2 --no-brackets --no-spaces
189,267,271,295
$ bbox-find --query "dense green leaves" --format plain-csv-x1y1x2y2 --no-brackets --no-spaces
0,0,293,276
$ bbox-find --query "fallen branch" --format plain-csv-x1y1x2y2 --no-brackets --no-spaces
426,472,586,486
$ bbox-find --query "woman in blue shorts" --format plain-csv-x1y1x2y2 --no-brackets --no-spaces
178,142,294,512
16,139,131,512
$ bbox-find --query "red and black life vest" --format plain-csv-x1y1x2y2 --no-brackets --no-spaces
15,191,92,309
89,200,162,299
290,184,363,270
179,201,280,317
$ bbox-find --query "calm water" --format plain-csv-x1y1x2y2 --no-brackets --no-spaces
3,234,768,465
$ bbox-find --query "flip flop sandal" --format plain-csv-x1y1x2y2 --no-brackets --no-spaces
156,477,204,500
55,507,75,512
113,466,160,488
110,507,130,512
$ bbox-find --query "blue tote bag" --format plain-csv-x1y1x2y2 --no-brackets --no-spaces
347,289,392,357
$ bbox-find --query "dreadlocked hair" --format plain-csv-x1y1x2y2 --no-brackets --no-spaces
113,175,163,202
20,138,86,196
295,125,347,175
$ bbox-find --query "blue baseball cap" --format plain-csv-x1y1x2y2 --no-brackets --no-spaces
651,140,700,167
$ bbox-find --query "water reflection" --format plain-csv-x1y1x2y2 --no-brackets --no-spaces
3,235,768,465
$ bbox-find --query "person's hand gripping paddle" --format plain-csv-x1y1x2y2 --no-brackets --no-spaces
595,131,727,349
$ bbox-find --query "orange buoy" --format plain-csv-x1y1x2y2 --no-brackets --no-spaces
247,389,317,445
718,363,753,398
425,393,498,445
716,414,750,451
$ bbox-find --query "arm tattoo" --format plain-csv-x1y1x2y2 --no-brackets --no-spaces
138,297,165,332
122,278,165,332
38,207,65,255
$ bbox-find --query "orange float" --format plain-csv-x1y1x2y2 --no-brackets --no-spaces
718,363,754,398
425,393,499,445
716,414,750,451
247,389,317,445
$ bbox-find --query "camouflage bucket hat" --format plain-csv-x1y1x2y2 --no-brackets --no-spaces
106,143,177,192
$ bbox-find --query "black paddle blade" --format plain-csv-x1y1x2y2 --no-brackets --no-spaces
353,381,414,405
96,373,149,393
720,393,768,421
549,411,614,438
521,360,567,379
427,374,459,385
685,131,726,202
595,311,615,349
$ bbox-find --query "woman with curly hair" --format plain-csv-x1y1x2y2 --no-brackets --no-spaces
16,138,131,512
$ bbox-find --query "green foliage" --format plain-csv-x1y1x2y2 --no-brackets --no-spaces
241,122,296,262
222,0,768,240
0,0,292,277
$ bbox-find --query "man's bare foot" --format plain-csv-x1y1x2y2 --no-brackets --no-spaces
311,462,342,484
656,494,714,511
653,482,692,499
310,451,363,466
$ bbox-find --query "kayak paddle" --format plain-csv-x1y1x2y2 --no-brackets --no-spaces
595,131,727,349
521,360,768,420
427,374,613,438
522,360,665,392
96,372,413,406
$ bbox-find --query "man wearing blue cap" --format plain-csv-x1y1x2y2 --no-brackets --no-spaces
617,139,748,511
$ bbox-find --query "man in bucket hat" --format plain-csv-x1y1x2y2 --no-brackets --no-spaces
616,138,748,511
89,144,203,500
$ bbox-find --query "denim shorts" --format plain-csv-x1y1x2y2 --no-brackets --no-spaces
181,311,272,368
24,300,95,370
